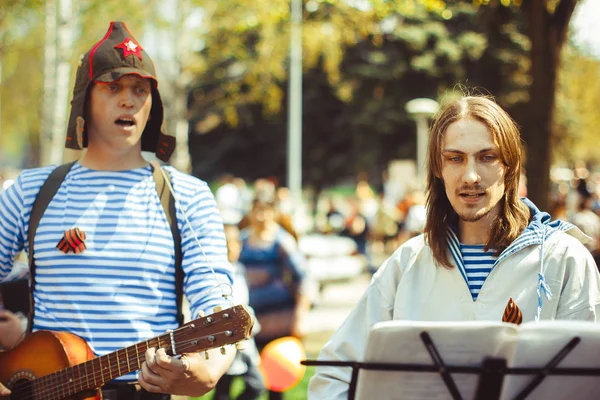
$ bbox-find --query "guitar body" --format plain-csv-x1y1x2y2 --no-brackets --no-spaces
0,331,100,400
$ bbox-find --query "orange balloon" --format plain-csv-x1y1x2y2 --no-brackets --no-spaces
259,336,307,392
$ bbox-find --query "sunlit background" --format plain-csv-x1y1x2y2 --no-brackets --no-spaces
2,1,600,397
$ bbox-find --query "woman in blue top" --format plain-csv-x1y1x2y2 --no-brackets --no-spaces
239,197,308,344
239,196,309,400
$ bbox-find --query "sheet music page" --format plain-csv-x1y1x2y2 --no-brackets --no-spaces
501,320,600,400
355,321,518,400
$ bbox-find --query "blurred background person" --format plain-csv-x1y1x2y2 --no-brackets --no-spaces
323,197,346,235
341,197,372,272
215,174,245,226
239,195,309,400
213,224,265,400
571,196,600,267
398,189,427,243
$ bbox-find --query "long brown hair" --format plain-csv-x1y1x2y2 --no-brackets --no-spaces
424,96,530,268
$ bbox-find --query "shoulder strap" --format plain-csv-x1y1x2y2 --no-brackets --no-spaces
151,163,184,326
27,161,76,333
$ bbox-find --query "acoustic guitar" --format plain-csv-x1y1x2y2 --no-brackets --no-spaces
0,305,253,400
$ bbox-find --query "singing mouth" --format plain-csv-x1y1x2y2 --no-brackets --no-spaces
115,117,136,126
459,192,485,198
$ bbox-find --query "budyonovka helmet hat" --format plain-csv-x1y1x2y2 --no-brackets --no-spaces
65,21,175,161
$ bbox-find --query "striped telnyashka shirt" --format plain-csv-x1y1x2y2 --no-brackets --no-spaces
0,163,232,381
459,244,497,301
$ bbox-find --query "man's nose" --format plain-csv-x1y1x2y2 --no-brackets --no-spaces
462,158,481,184
119,90,135,108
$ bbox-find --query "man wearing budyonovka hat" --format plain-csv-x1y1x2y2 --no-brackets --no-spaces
0,21,235,398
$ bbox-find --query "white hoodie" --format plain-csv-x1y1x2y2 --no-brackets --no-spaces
308,201,600,400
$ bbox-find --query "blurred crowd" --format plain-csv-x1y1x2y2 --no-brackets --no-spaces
548,162,600,265
213,161,600,279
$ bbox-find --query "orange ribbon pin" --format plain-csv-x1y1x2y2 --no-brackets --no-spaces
502,297,523,325
56,228,87,254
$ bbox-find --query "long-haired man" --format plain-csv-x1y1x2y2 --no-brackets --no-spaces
308,95,600,399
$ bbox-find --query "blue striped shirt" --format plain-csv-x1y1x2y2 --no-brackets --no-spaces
0,163,232,380
460,244,497,300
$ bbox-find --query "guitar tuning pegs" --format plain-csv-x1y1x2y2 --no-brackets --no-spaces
204,350,209,360
213,306,223,313
198,311,205,318
220,347,227,355
236,341,248,351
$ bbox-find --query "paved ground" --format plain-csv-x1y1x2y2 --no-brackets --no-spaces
303,246,391,335
304,273,372,334
181,249,387,339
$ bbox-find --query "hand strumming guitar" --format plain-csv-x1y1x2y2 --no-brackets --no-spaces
0,310,24,351
0,292,17,397
0,310,23,396
0,381,9,396
0,307,15,397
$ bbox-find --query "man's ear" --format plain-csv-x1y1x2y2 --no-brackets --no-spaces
76,117,85,148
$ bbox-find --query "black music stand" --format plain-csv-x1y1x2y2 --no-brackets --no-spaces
303,332,600,400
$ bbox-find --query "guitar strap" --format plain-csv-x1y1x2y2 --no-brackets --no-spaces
26,162,184,334
150,162,184,328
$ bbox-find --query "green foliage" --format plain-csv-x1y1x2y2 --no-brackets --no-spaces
0,0,163,164
554,42,600,165
0,0,45,162
189,0,531,190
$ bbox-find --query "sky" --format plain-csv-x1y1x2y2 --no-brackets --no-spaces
571,0,600,58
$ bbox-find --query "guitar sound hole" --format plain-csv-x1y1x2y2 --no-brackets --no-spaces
9,379,34,400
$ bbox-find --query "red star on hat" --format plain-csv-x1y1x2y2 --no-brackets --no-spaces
115,38,143,61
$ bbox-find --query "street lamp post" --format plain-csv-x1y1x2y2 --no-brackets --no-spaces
287,0,303,217
405,98,439,188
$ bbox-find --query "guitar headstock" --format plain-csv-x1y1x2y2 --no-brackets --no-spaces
172,304,254,355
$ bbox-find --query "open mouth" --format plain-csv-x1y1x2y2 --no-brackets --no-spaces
115,118,135,127
459,193,485,199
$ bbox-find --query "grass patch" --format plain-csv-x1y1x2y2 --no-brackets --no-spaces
192,331,333,399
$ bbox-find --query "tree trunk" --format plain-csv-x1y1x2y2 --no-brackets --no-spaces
40,0,57,167
53,0,75,165
522,0,577,212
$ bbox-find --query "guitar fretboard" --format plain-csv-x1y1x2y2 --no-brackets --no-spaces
7,305,251,400
16,333,173,400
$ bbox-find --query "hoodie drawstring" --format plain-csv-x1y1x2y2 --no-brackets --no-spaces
536,225,553,321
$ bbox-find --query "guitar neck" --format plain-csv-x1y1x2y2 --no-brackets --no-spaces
34,332,174,398
12,304,253,400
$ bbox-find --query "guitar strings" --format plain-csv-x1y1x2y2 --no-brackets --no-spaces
10,335,229,400
11,334,204,397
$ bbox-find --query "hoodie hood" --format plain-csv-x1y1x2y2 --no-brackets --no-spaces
447,197,592,321
520,197,591,245
496,198,591,321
